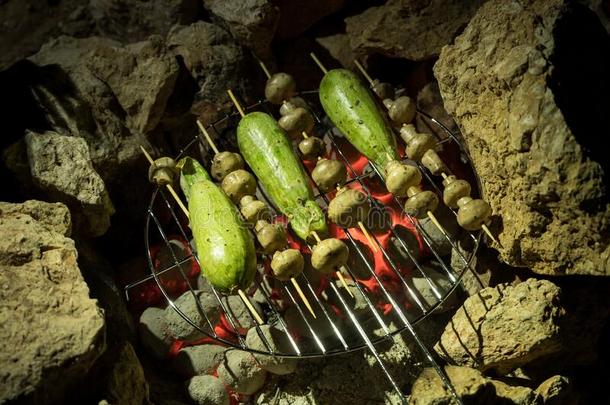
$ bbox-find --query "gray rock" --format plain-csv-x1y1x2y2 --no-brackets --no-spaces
246,326,298,375
275,0,345,40
410,366,496,405
217,350,267,395
173,344,227,378
0,201,105,404
0,0,198,70
535,375,574,405
415,82,458,141
84,35,180,134
101,342,151,405
418,204,459,257
0,200,71,236
412,265,459,313
186,375,229,405
202,0,279,59
165,290,221,341
435,279,564,375
25,131,114,237
411,366,541,405
221,295,264,335
139,307,173,360
490,379,541,405
315,33,357,70
434,0,610,276
345,0,484,61
167,22,252,131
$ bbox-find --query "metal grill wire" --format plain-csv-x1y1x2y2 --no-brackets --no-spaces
128,91,483,403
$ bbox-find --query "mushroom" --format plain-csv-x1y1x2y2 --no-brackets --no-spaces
311,238,349,274
278,107,315,139
384,96,416,125
456,196,492,231
312,158,347,192
255,220,287,254
384,160,422,197
270,249,304,281
221,169,257,203
298,136,325,161
279,97,308,116
421,149,446,176
404,186,439,219
211,151,244,181
371,79,395,101
442,176,472,208
265,73,297,105
327,188,370,228
399,125,436,161
240,195,271,224
148,157,178,186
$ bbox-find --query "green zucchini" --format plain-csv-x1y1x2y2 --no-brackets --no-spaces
178,157,257,293
237,112,328,242
319,69,398,170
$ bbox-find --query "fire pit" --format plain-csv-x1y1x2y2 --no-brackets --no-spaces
125,91,483,403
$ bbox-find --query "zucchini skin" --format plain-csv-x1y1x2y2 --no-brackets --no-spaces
180,158,257,293
319,69,398,170
237,112,328,241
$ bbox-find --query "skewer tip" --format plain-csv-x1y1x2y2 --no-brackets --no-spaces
309,52,328,74
227,89,246,118
291,278,316,318
336,269,354,298
353,59,374,87
481,224,502,247
238,289,264,325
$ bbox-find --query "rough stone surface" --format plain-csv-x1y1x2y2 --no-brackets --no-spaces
167,22,252,131
315,33,357,70
275,0,345,40
434,0,610,276
186,375,229,405
139,307,173,360
173,344,227,378
0,0,199,70
245,326,298,375
416,82,459,138
202,0,279,59
435,279,564,375
410,366,541,405
412,264,459,313
165,290,221,341
0,200,71,236
535,375,574,404
419,204,459,257
256,330,418,404
217,350,267,395
101,342,151,405
0,201,105,404
25,131,114,237
345,0,484,61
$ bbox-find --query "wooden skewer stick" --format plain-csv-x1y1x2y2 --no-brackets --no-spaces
221,94,317,318
353,59,375,87
311,231,354,298
309,53,328,74
140,146,189,218
257,58,272,80
141,145,264,326
291,278,316,318
481,224,501,246
196,120,220,155
237,289,265,325
227,89,246,118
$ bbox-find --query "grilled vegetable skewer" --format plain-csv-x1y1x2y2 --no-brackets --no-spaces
258,60,378,252
196,122,316,317
140,148,263,325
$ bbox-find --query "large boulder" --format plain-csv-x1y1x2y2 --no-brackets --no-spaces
410,366,542,405
275,0,345,40
24,131,114,237
345,0,485,62
202,0,279,59
434,0,610,276
435,279,564,375
0,200,105,404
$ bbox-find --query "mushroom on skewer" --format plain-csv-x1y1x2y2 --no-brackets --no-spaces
196,121,316,317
